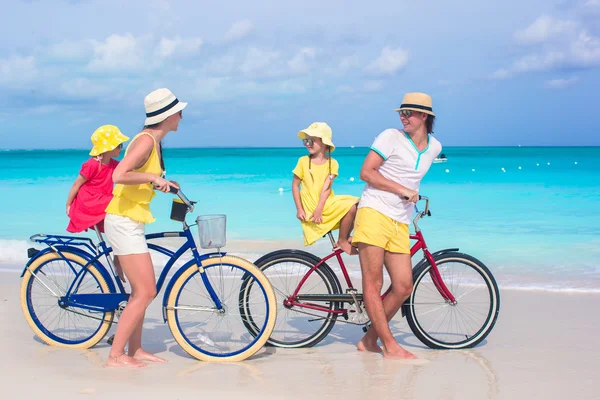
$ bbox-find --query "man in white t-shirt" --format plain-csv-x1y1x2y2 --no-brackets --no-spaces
351,92,442,359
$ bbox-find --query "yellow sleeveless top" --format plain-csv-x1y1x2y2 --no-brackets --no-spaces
105,132,164,223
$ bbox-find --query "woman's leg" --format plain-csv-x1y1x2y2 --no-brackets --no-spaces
106,252,157,368
337,204,358,254
129,318,167,363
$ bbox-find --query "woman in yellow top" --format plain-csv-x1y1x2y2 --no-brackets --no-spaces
104,88,186,368
292,122,359,254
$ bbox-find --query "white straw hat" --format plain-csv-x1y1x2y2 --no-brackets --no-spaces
144,88,188,126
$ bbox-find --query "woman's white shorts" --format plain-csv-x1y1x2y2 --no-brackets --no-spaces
104,213,148,255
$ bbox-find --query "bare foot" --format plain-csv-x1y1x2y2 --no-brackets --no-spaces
357,337,383,353
337,240,358,255
106,353,147,368
382,344,418,360
133,349,168,363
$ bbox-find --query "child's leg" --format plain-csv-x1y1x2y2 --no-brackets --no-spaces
337,204,358,255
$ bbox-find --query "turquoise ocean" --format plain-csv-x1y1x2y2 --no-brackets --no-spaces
1,147,599,291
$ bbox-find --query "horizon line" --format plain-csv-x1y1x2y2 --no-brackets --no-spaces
2,144,600,151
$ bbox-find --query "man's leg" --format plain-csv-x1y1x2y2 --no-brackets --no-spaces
357,251,416,359
356,243,388,353
379,251,416,359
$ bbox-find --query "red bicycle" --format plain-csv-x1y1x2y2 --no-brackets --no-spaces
240,196,500,349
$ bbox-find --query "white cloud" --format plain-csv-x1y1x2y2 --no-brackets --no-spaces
278,80,306,94
204,54,237,75
193,77,230,101
366,46,409,75
363,80,384,92
494,15,600,79
148,0,176,30
224,20,254,43
156,36,203,58
0,56,37,86
48,40,93,61
336,84,354,93
338,54,361,71
514,15,578,45
157,38,177,58
88,34,144,72
239,47,281,77
490,68,512,80
288,47,316,74
544,77,579,89
570,32,600,66
335,80,385,94
512,51,565,73
59,78,117,99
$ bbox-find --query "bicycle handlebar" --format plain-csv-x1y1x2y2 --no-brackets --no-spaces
412,195,430,232
168,187,195,213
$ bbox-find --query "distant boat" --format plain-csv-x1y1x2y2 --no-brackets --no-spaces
433,153,448,163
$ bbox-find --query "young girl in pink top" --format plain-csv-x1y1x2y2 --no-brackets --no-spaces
66,125,129,233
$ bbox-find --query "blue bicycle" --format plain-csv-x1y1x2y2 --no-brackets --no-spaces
19,189,276,362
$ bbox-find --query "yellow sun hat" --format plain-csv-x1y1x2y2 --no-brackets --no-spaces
89,125,130,156
297,122,335,152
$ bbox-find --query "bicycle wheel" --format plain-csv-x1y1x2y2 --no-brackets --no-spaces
20,251,114,348
405,252,500,349
166,255,276,362
241,250,342,348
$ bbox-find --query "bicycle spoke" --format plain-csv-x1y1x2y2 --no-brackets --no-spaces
408,256,498,348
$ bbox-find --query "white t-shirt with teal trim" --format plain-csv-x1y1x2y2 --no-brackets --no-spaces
358,129,442,224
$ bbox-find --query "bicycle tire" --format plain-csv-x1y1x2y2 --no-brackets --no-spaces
166,255,276,362
405,252,500,349
241,250,342,348
20,251,114,348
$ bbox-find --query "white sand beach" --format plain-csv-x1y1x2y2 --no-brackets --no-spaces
1,267,599,400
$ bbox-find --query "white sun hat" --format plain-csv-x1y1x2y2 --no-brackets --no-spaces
144,88,188,126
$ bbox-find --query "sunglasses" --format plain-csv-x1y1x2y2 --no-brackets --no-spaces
399,109,415,118
302,138,315,146
178,110,183,117
117,143,123,149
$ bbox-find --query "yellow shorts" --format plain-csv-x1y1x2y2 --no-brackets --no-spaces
351,207,410,254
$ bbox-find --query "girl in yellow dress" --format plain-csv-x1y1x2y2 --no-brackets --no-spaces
292,122,360,254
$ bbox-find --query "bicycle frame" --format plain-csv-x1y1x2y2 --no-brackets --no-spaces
288,198,457,315
23,191,227,314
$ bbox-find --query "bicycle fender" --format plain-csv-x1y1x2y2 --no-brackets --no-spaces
408,248,460,281
245,249,325,283
21,245,116,293
431,248,460,258
253,249,323,267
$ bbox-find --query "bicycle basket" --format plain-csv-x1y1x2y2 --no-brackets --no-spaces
170,199,188,222
196,214,226,249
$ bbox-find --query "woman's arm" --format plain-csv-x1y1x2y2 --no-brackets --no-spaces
65,175,87,215
360,151,419,203
112,135,176,192
292,175,306,221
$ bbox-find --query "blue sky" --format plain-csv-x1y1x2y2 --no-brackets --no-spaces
1,0,599,149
